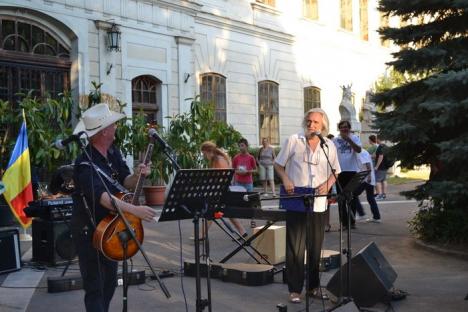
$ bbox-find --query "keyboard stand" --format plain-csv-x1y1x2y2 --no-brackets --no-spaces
215,219,276,266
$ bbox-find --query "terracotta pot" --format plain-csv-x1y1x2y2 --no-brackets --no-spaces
143,185,166,206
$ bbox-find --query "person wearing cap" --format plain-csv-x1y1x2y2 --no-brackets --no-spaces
70,103,156,312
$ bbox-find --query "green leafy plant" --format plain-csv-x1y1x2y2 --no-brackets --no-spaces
165,97,243,171
125,97,243,185
0,91,77,181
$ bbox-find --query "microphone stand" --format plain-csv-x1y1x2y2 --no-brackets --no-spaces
76,138,171,312
319,140,356,309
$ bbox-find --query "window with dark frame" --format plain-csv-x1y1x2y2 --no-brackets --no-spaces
360,0,369,41
303,0,319,20
340,0,353,31
131,75,161,125
0,17,71,104
258,80,279,145
200,73,227,122
304,86,321,112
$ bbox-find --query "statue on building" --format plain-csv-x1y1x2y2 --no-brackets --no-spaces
338,84,361,133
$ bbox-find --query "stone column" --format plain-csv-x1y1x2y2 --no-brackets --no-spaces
175,36,195,114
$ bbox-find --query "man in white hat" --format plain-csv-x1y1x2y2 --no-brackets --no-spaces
70,103,156,312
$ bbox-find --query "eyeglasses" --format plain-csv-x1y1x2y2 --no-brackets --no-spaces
303,150,320,165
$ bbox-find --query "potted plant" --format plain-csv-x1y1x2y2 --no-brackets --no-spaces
116,110,170,206
116,97,244,206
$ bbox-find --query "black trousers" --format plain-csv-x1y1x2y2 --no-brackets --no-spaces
286,210,326,293
354,182,381,220
337,171,360,227
72,228,118,312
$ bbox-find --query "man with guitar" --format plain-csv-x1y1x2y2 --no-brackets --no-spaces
70,103,156,312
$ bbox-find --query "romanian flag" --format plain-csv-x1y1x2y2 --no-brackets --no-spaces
2,111,33,228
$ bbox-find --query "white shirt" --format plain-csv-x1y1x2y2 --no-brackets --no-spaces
358,149,376,186
275,132,341,212
333,134,362,172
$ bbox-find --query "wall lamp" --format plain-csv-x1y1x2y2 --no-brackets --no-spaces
107,24,121,52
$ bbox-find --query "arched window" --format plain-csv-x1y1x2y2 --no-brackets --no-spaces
258,80,279,145
304,86,321,112
200,73,226,122
131,75,161,124
0,17,70,104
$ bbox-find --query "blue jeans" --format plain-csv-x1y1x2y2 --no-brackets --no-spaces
234,182,254,192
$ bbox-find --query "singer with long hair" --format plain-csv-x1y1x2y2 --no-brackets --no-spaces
274,108,341,304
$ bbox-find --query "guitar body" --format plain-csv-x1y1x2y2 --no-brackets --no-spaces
92,141,155,261
92,194,144,261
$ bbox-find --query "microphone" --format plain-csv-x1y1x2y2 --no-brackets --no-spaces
52,131,85,149
243,193,260,202
313,131,327,147
148,128,170,150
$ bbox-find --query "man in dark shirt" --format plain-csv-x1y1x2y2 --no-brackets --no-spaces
71,103,156,312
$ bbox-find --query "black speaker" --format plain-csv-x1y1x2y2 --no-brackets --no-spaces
32,219,76,266
0,228,21,274
326,242,397,307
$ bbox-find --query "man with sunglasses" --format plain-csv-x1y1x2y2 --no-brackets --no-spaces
332,120,362,229
274,108,341,304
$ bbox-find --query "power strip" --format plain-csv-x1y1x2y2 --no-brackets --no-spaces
47,269,146,293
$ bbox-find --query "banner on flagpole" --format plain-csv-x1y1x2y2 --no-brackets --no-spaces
1,111,33,228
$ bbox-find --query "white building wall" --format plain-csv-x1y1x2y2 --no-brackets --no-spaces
3,0,394,145
194,0,392,144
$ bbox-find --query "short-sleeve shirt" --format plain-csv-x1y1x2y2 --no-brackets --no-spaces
358,149,376,186
275,133,341,212
232,153,257,184
275,132,341,189
375,144,390,170
71,144,130,231
333,134,362,172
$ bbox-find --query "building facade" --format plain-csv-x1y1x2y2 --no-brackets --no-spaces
0,0,394,145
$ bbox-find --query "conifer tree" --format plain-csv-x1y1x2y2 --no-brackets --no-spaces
374,1,468,243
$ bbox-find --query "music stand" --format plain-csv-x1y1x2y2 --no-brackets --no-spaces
159,168,234,312
332,170,370,309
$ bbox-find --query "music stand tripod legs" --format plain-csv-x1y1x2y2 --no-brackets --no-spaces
159,169,235,312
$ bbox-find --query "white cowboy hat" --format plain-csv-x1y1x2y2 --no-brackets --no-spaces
73,103,126,137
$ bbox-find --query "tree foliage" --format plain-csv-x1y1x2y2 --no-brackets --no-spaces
0,92,77,179
374,1,468,244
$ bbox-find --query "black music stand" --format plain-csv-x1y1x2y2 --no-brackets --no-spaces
159,168,234,312
331,170,370,310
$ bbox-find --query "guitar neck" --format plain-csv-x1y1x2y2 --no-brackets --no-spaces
131,142,154,205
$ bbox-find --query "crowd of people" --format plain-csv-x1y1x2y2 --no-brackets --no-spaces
71,103,393,310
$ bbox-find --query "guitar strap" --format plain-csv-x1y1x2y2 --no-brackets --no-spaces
80,161,128,193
